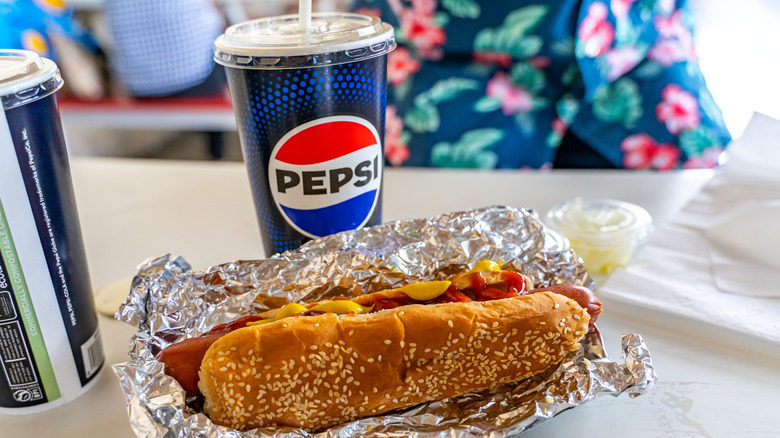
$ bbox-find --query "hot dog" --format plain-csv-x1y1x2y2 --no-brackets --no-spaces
155,261,601,430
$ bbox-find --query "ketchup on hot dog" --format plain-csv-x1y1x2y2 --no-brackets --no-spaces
156,264,600,397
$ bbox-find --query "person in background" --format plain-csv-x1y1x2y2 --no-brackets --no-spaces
103,0,227,98
102,0,229,159
351,0,731,170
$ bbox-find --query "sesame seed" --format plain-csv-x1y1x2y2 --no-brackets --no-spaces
384,340,392,345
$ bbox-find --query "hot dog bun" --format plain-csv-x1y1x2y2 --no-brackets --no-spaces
198,291,590,430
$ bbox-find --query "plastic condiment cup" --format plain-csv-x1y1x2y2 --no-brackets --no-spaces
545,198,653,277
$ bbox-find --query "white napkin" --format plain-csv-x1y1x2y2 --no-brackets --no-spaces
705,199,780,298
600,113,780,344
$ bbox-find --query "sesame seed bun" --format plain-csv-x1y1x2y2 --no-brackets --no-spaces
198,291,589,431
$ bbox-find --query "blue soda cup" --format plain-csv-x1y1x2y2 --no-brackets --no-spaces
214,13,395,256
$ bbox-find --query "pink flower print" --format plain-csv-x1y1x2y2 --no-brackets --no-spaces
400,12,446,59
683,146,724,169
648,39,689,66
552,117,568,137
605,45,643,80
410,0,438,14
486,72,534,116
472,52,513,68
399,0,446,60
654,10,687,38
387,47,421,86
578,2,615,57
384,105,410,166
649,10,696,65
656,84,701,135
530,56,551,69
650,144,682,171
610,0,637,20
620,133,680,170
620,134,655,168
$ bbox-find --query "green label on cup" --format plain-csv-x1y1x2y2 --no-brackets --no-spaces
0,198,60,403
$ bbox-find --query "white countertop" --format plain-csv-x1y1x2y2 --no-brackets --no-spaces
2,157,779,437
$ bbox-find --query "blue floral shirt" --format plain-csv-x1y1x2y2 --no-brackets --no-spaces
351,0,731,169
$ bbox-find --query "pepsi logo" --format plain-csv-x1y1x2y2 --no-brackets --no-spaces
268,115,382,239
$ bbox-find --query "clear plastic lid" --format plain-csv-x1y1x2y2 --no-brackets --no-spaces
0,50,62,110
214,12,395,69
545,197,653,247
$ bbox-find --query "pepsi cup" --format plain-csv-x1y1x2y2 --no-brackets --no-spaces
215,13,395,255
0,50,104,413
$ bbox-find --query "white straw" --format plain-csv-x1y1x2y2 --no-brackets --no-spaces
299,0,312,36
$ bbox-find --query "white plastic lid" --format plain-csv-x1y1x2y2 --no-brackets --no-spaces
545,198,653,245
0,50,59,96
0,50,62,109
214,12,395,69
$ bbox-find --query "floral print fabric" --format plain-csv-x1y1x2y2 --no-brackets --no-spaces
352,0,731,169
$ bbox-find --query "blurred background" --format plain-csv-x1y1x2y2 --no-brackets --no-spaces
4,0,779,162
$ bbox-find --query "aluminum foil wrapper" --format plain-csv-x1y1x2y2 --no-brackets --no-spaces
113,206,656,437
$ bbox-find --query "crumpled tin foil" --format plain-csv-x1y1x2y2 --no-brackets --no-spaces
113,206,656,437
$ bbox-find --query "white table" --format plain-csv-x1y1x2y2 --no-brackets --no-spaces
3,157,779,437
